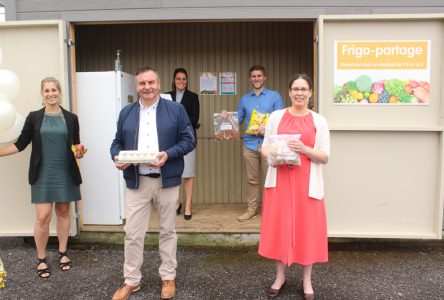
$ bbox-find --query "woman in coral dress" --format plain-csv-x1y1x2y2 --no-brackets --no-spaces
258,74,330,299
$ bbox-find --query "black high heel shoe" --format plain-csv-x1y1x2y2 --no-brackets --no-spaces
37,258,51,278
59,251,72,271
184,213,192,220
176,203,182,216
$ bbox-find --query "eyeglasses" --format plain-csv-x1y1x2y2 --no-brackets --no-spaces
290,87,310,93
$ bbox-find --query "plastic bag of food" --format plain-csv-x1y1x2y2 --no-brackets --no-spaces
245,109,269,135
214,112,240,140
268,134,302,166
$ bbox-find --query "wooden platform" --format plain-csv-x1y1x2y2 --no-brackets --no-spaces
81,203,261,233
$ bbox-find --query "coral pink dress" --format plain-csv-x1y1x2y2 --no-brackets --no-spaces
258,110,328,266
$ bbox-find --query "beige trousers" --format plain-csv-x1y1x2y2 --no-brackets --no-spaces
123,176,179,286
242,145,268,213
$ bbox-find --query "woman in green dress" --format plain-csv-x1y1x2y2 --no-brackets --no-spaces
0,77,84,278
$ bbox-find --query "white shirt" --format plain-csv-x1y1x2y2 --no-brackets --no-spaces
176,90,184,103
138,98,160,175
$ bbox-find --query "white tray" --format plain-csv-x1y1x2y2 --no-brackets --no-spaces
117,151,159,164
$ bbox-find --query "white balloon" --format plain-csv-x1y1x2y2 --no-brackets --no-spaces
0,100,17,132
0,113,24,143
0,69,20,102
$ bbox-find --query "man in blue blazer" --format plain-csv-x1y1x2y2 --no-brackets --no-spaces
110,66,195,300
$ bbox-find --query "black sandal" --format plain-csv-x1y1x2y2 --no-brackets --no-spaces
37,258,51,278
59,251,72,271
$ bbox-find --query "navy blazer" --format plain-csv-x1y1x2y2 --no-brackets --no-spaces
110,98,195,189
14,107,82,185
168,89,200,135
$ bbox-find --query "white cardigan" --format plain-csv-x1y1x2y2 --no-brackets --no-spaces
263,109,330,200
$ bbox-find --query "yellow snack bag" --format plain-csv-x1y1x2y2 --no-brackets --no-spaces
245,109,269,135
0,257,6,288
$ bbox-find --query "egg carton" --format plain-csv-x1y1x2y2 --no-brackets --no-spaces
117,151,159,164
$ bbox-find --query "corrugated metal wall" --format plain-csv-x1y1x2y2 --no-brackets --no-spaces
75,21,314,204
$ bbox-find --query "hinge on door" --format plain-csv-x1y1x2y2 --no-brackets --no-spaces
64,39,75,47
314,36,319,44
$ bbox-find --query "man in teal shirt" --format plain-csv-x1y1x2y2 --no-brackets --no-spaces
237,65,285,221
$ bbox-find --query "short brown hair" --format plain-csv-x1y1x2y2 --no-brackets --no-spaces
249,65,266,76
288,73,313,90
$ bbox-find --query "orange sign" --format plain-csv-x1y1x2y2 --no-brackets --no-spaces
337,41,428,70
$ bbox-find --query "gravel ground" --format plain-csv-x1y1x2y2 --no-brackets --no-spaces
0,237,443,300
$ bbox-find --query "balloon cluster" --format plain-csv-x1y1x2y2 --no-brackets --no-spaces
0,48,24,144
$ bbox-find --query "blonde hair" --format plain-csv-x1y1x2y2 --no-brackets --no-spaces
41,77,62,105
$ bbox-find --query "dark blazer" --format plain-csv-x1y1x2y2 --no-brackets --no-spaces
14,107,82,185
168,89,200,136
110,98,195,189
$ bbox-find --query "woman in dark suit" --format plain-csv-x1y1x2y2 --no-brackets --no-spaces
0,77,84,278
168,68,200,220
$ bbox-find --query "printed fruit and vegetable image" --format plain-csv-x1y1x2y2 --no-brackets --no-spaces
334,75,430,104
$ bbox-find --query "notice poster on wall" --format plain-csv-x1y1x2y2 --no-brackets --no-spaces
199,72,218,95
333,40,431,105
219,72,237,95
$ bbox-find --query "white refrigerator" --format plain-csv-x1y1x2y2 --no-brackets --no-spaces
76,71,136,225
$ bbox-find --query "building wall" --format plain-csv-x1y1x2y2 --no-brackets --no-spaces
5,1,444,22
75,21,313,204
3,1,443,231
